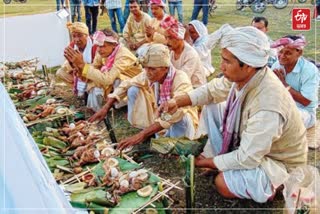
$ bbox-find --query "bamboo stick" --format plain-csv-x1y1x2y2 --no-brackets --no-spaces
61,165,96,184
133,181,180,214
26,110,75,127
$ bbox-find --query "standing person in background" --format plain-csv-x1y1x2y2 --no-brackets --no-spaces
70,0,82,22
168,0,183,23
316,0,320,19
123,0,131,23
102,0,125,33
191,0,209,26
56,0,65,11
82,0,99,35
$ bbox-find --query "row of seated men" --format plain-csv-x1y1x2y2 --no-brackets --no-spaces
57,0,319,203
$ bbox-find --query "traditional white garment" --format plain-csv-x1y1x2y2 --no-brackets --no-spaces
189,20,214,77
76,37,93,96
78,37,105,111
170,42,207,88
206,24,273,67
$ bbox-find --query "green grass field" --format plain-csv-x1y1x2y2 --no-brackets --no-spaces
1,0,319,69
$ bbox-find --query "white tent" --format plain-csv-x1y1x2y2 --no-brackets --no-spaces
0,11,70,68
0,82,74,214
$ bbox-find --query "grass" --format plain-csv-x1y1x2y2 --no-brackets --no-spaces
1,0,319,68
2,2,319,211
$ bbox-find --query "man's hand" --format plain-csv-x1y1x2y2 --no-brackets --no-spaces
195,157,216,169
88,107,109,123
89,98,117,123
157,99,179,117
273,68,288,87
117,132,146,150
145,26,155,38
64,47,85,74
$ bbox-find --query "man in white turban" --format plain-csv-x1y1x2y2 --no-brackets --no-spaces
158,24,307,203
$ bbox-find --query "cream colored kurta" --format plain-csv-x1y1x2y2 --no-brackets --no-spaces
171,42,207,88
82,45,142,96
123,12,151,45
56,60,74,85
108,68,199,133
188,67,307,187
145,15,168,45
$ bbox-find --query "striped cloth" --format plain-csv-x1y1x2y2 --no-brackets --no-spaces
159,66,176,104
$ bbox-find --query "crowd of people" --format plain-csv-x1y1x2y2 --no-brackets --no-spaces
56,0,319,204
56,0,212,34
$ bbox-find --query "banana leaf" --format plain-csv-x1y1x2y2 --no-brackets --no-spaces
151,136,207,156
43,136,67,149
109,183,159,214
45,156,69,169
70,201,87,209
71,189,115,207
17,95,47,108
88,202,109,214
64,182,87,193
34,136,44,144
8,88,22,94
29,121,60,133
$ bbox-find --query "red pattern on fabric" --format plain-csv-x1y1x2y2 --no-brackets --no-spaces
159,67,176,104
271,36,307,50
101,44,120,73
160,16,184,40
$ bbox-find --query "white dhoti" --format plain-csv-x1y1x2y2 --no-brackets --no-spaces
298,108,316,129
86,87,104,112
199,102,274,203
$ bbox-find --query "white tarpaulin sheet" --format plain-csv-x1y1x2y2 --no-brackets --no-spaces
0,11,70,68
0,82,74,214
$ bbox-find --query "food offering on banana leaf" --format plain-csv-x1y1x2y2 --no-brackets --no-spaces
0,63,6,82
8,80,50,101
68,157,160,212
20,101,72,124
4,58,39,86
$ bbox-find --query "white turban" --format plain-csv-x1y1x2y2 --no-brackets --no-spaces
206,24,274,67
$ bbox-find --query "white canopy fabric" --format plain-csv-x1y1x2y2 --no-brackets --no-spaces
0,11,70,68
0,82,74,214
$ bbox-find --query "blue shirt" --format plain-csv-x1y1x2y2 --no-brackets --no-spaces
82,0,100,6
271,57,319,114
104,0,122,9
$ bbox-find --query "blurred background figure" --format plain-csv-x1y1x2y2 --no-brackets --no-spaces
103,0,125,33
70,0,82,22
83,0,99,35
56,0,65,11
168,0,183,23
191,0,209,26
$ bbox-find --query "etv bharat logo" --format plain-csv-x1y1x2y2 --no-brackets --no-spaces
292,8,311,31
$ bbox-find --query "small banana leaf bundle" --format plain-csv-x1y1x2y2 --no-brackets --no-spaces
151,136,207,157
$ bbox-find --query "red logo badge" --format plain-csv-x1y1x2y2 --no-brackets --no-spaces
292,8,311,31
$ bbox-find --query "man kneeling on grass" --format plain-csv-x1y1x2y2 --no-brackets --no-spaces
89,43,199,150
158,24,308,203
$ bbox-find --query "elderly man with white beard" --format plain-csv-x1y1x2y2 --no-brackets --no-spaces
158,24,308,203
